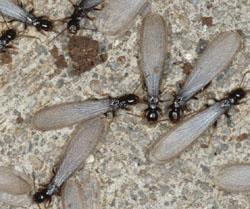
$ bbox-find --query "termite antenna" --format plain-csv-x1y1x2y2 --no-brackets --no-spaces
120,111,143,119
18,31,42,42
239,70,250,88
1,14,9,29
47,27,67,44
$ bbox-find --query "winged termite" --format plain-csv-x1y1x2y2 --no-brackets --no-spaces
67,0,104,34
140,13,167,122
148,79,249,163
32,94,139,131
168,31,242,122
33,117,106,204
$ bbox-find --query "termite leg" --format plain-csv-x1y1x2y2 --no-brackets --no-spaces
212,120,218,128
191,96,199,100
201,81,212,91
68,0,77,7
86,14,95,21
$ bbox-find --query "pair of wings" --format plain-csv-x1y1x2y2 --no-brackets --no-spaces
0,0,30,23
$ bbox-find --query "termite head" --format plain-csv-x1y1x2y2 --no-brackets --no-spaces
4,29,17,41
168,107,181,123
169,96,183,123
67,20,80,34
145,107,160,122
33,188,52,203
124,94,139,105
228,88,246,105
35,19,53,31
118,94,139,108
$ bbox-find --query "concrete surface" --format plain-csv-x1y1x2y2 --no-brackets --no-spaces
0,0,249,208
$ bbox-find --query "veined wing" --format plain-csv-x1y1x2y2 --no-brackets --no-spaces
53,117,105,188
80,0,104,10
148,102,225,163
95,0,146,38
0,0,29,23
62,180,84,209
140,13,167,98
179,31,241,101
215,164,250,192
32,98,110,131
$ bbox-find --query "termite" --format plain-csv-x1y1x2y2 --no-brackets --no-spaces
168,31,242,122
32,94,139,131
148,72,249,163
0,0,53,31
67,0,104,34
33,117,106,204
140,13,167,122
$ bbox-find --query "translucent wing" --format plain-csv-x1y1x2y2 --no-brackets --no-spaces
0,0,29,22
215,164,250,192
95,0,146,38
148,102,225,163
0,167,32,207
62,180,84,209
52,117,106,188
0,167,31,195
179,31,241,101
140,13,167,98
81,174,101,209
32,98,110,131
0,193,32,207
81,0,104,10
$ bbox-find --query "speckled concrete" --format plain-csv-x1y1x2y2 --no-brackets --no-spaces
0,0,250,209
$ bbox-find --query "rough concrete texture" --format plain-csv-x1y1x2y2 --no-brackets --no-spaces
0,0,250,208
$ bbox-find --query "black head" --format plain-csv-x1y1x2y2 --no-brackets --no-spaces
119,94,139,106
228,88,246,104
145,107,160,122
33,189,51,204
168,108,181,123
4,29,17,41
67,20,80,34
35,19,53,31
125,94,139,105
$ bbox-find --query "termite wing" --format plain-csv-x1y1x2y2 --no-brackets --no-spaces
0,0,53,31
95,0,148,39
62,175,100,209
33,116,106,203
67,0,104,34
32,94,139,131
169,31,242,122
140,13,167,122
148,86,248,164
62,180,84,209
0,167,32,207
214,163,250,192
